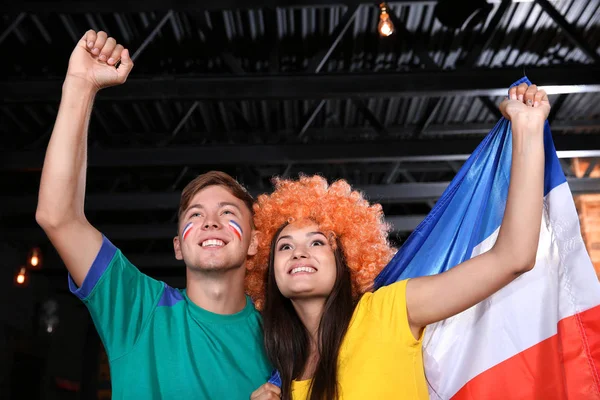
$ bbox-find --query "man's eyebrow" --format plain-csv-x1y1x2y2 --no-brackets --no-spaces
185,202,243,213
185,204,204,213
218,202,242,211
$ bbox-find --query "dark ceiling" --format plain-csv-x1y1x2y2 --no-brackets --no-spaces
1,0,599,287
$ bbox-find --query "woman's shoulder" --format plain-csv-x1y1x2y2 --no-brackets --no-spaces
363,279,410,306
347,278,422,347
351,279,410,321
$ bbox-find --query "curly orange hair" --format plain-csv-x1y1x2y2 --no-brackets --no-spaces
245,175,395,309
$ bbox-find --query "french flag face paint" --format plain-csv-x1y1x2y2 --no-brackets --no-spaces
228,220,243,241
182,222,194,241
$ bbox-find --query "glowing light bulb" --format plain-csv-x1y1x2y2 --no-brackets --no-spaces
16,267,27,285
28,247,42,269
378,4,395,37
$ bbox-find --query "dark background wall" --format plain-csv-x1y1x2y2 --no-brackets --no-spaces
0,242,103,400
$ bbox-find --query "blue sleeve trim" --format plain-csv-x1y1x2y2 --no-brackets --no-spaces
157,283,184,307
68,235,118,300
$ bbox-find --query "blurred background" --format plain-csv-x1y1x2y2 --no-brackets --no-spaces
1,0,599,398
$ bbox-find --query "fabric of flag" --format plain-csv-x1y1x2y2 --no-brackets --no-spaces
374,77,600,399
268,370,282,387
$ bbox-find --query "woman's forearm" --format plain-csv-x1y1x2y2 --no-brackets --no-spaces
491,114,545,273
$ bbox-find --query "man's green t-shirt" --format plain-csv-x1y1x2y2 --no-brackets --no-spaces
69,236,272,399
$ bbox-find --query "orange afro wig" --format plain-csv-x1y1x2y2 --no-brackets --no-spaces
245,175,396,309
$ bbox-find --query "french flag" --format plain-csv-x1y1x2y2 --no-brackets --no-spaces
375,77,600,399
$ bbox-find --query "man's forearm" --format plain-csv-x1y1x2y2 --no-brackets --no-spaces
36,77,97,227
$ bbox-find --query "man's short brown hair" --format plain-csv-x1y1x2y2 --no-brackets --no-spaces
178,171,254,226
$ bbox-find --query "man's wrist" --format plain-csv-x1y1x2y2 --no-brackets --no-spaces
63,75,99,95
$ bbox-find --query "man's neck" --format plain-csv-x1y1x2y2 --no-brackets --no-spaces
185,267,247,315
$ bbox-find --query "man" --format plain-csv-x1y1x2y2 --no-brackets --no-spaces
36,30,272,399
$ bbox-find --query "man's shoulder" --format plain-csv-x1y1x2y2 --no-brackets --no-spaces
155,284,185,308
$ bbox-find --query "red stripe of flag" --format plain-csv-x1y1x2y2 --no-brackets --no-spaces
452,304,600,400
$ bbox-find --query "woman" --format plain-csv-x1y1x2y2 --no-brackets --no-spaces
248,83,550,400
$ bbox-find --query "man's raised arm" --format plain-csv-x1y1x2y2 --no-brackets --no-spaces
36,30,133,286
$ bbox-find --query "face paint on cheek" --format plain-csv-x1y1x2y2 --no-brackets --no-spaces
228,220,243,241
182,222,194,241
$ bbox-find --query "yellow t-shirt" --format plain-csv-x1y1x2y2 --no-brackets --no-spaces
291,279,428,399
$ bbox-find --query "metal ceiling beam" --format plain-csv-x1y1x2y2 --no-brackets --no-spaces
297,100,326,139
306,4,359,74
3,178,599,215
0,12,26,45
461,0,511,68
0,183,452,215
1,1,435,13
168,118,599,138
535,0,600,64
130,11,174,62
548,93,567,124
0,215,427,242
3,134,600,171
190,11,246,74
478,96,503,120
4,66,600,102
296,4,361,140
387,5,438,69
352,98,386,135
415,97,442,137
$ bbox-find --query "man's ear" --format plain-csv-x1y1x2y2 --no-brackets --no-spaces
173,236,183,260
247,230,260,257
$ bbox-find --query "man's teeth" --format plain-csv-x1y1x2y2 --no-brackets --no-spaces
202,239,225,247
290,266,317,274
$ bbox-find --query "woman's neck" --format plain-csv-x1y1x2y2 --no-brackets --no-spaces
291,297,326,380
291,297,325,343
299,341,320,380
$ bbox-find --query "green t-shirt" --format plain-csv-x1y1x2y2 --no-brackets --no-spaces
69,236,272,399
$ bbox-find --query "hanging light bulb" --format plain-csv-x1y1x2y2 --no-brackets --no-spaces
28,247,42,270
15,267,27,286
378,3,395,37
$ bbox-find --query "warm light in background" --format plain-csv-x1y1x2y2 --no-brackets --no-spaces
28,247,42,270
378,3,395,37
15,267,27,286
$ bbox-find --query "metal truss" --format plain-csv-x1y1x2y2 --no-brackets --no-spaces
3,134,599,170
1,1,436,13
4,65,600,103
